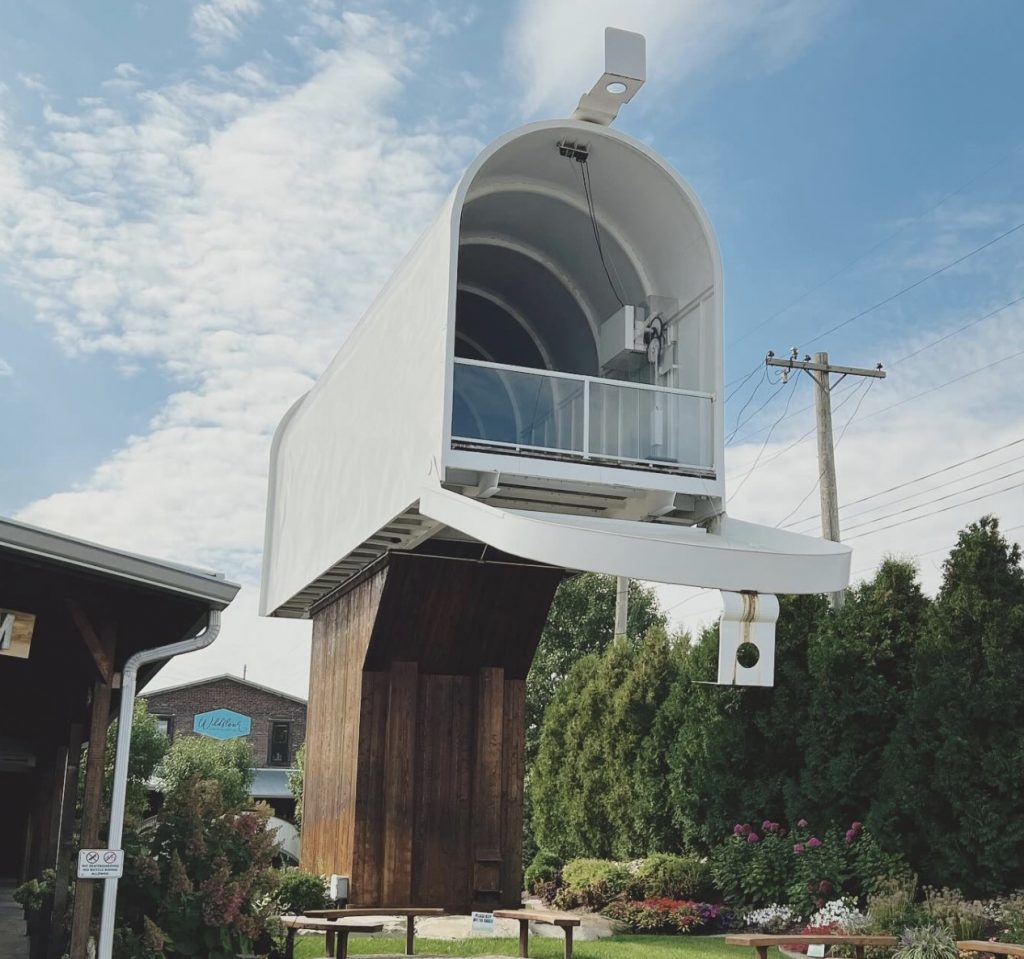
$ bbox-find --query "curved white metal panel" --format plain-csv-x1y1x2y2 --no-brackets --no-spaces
419,484,851,594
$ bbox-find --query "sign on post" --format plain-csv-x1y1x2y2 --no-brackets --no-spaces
471,912,496,935
78,849,124,879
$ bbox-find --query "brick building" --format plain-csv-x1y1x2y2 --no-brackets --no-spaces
140,674,306,821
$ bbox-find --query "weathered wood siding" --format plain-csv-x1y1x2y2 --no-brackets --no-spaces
302,551,560,910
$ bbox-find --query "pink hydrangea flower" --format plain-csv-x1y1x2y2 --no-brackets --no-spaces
808,836,822,848
845,829,857,843
793,843,805,855
797,818,809,828
747,832,760,843
734,824,745,835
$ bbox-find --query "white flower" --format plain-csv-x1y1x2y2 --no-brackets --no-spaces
810,898,865,930
746,904,801,932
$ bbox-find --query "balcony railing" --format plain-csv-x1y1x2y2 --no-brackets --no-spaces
451,357,714,474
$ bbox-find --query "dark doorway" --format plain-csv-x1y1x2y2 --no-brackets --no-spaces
0,771,32,878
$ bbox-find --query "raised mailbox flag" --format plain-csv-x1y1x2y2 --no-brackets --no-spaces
193,708,251,740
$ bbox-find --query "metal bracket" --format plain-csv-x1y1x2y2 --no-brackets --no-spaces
716,591,779,686
572,28,646,126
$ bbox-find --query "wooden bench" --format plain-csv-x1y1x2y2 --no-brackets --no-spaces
280,915,383,959
493,909,582,959
305,907,445,956
726,934,899,959
958,942,1024,956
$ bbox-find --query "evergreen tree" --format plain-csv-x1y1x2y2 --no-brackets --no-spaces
531,628,682,858
873,517,1024,894
654,594,826,850
798,559,924,825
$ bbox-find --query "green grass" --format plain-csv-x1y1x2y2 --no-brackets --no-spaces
293,933,778,958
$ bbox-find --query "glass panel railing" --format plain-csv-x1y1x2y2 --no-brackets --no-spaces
452,358,714,473
452,361,586,452
588,380,714,470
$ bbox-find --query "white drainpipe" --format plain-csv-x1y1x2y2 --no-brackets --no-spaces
96,610,222,959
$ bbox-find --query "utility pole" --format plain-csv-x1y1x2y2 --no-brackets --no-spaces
766,349,886,608
613,575,629,643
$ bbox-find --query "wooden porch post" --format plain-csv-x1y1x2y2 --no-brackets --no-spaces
68,678,113,959
49,722,84,959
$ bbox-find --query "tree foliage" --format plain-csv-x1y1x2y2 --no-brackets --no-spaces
528,517,1024,895
102,699,169,823
157,735,255,809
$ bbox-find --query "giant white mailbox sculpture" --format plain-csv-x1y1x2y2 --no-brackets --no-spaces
260,30,850,906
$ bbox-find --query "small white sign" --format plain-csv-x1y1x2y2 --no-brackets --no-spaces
471,911,496,935
78,849,124,879
808,945,827,958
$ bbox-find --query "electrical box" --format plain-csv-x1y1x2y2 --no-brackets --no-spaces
329,874,349,902
598,305,646,374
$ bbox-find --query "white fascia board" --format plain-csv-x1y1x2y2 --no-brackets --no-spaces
419,484,850,595
0,516,239,608
445,447,722,499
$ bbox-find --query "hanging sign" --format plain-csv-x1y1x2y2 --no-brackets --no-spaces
0,609,35,659
78,848,124,879
193,708,252,740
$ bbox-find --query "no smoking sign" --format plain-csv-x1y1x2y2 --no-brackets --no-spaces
78,848,124,879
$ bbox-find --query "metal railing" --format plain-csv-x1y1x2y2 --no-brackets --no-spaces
451,357,714,473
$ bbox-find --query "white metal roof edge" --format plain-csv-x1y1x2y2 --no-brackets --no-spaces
0,515,240,608
140,673,307,705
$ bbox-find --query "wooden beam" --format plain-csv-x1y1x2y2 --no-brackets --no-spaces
67,601,114,683
49,723,84,959
69,678,113,959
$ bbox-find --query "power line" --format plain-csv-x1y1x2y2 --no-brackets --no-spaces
729,147,1019,347
774,378,875,528
841,470,1024,535
785,446,1024,530
725,363,762,403
844,480,1024,541
726,370,785,444
803,219,1024,347
890,294,1024,366
728,377,802,502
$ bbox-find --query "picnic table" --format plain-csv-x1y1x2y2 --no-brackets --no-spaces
725,933,899,959
493,909,582,959
304,907,445,956
280,915,382,959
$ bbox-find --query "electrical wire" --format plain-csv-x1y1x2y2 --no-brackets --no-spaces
890,293,1024,366
726,374,788,445
729,146,1020,347
572,157,626,307
773,378,875,527
784,445,1024,530
725,358,767,391
728,376,802,502
726,376,860,448
844,480,1024,541
726,367,769,440
725,363,762,403
803,219,1024,347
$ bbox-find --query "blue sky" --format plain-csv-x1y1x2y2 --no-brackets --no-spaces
1,1,1021,692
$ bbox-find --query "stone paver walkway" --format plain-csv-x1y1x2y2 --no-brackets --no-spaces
0,880,29,959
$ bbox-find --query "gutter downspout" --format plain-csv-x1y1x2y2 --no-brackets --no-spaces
96,610,222,959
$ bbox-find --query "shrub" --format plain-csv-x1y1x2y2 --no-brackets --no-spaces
712,818,908,914
892,926,959,959
867,876,923,935
636,854,713,901
604,898,722,934
558,858,630,909
274,868,328,914
13,870,55,913
158,735,254,808
997,895,1024,943
524,851,562,893
920,887,990,940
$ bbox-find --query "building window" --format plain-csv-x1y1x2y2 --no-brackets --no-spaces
268,721,291,767
155,715,175,741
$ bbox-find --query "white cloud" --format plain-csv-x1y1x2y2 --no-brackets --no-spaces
506,0,837,117
2,11,478,588
0,356,12,376
662,304,1024,637
191,0,263,56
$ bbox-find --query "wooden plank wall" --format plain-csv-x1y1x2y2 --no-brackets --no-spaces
301,567,387,876
304,552,561,910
